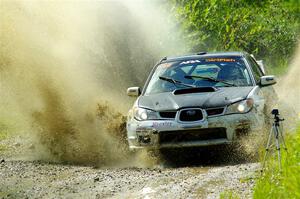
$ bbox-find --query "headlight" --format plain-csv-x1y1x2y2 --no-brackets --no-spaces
226,98,254,114
133,107,159,121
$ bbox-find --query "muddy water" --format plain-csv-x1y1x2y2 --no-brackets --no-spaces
1,0,299,168
277,43,300,120
0,0,186,166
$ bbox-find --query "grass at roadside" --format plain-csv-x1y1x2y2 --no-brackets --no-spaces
220,190,240,199
253,125,300,199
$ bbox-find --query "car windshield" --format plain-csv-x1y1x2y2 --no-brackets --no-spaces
145,57,253,94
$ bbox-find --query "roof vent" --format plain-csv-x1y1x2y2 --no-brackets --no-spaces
196,52,207,55
173,87,216,95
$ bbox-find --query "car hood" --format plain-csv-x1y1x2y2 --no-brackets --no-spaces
138,87,254,111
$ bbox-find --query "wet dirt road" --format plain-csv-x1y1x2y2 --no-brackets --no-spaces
0,135,259,199
0,159,258,199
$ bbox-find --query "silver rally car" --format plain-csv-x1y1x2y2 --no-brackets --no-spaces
126,52,277,150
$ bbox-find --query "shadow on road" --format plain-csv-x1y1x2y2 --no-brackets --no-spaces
157,144,257,168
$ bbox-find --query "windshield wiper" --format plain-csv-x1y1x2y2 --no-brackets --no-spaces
184,75,237,87
159,76,196,88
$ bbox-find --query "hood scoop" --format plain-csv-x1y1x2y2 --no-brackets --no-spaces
173,87,217,95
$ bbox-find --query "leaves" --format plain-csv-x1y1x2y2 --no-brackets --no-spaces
169,0,300,70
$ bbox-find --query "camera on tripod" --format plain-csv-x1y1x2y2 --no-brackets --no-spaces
262,108,287,172
271,109,279,116
271,109,284,125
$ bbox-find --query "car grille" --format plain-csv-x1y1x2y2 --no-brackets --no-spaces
179,109,203,121
159,111,177,119
206,108,225,116
159,128,227,144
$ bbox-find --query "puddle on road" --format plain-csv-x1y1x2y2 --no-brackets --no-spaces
186,166,211,174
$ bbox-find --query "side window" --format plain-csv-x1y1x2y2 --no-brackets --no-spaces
247,57,263,83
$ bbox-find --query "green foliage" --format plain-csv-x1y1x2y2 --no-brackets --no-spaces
220,190,240,199
253,126,300,199
170,0,300,70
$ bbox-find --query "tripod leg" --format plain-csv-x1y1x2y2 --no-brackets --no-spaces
262,125,274,171
278,125,288,167
279,126,288,151
274,126,282,170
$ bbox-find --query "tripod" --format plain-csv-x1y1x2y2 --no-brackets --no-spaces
261,109,287,171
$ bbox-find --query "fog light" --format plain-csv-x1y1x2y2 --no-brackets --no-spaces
139,135,151,144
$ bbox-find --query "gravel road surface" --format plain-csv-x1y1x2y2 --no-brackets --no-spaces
0,136,259,199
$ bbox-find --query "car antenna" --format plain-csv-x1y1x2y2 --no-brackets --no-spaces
196,52,207,55
160,56,167,63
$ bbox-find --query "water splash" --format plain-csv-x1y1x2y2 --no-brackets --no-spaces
0,0,185,166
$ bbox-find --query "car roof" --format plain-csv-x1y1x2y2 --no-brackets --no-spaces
162,51,247,63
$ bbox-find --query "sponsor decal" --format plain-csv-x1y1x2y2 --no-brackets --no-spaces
152,121,173,128
206,58,236,62
180,60,201,65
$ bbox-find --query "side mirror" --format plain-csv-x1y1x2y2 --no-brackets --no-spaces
257,60,266,75
127,87,141,97
260,75,276,86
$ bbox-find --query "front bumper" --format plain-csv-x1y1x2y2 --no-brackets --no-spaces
126,110,263,150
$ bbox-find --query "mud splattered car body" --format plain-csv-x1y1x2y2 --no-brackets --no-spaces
126,52,277,150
